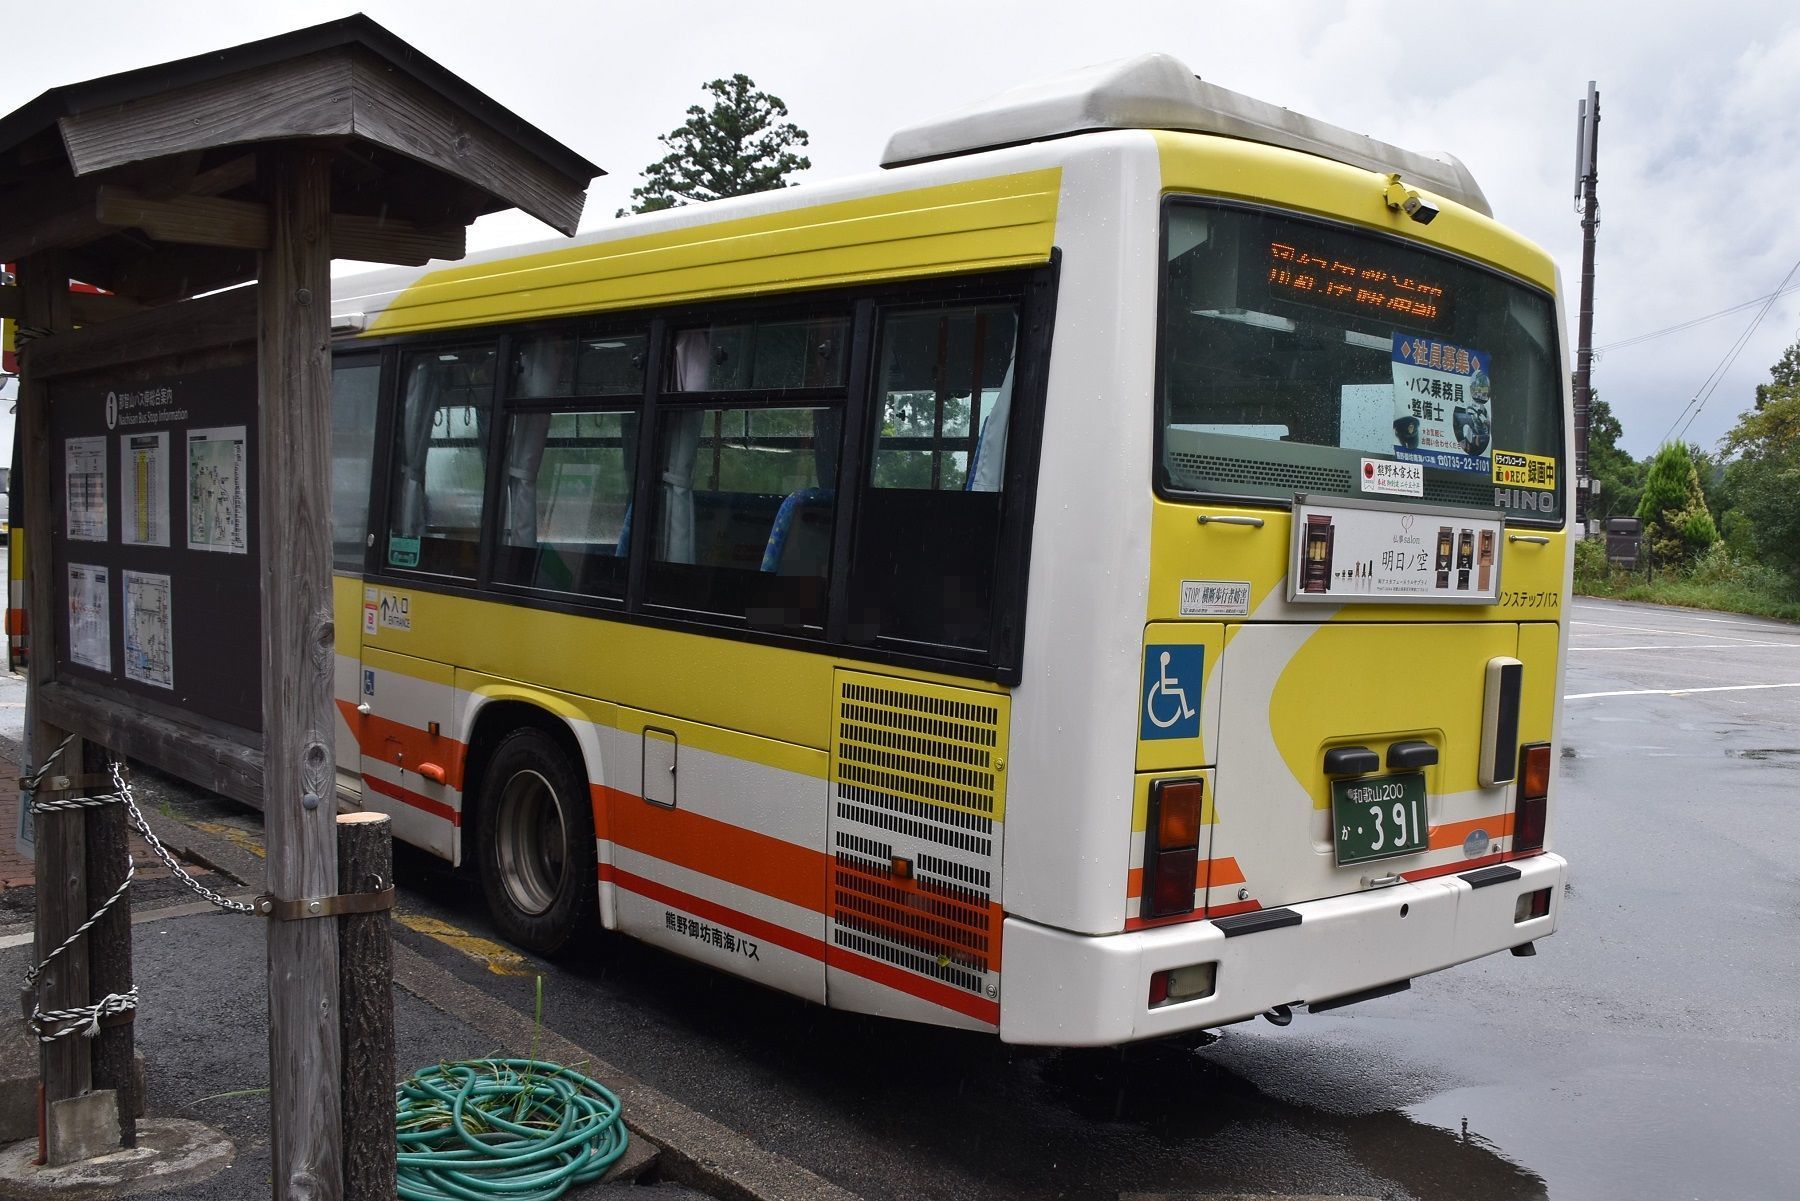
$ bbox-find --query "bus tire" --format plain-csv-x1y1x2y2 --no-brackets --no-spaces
475,726,597,957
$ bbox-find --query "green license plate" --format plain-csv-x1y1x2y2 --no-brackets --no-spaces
1332,772,1428,867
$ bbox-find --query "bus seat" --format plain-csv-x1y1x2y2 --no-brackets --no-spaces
761,487,834,574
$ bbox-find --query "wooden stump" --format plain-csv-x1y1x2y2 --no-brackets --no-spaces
83,744,137,1149
336,811,395,1201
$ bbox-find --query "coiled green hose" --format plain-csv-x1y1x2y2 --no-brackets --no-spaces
395,1058,629,1200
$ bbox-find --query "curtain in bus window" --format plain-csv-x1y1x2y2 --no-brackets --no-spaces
659,331,710,565
394,357,436,538
967,360,1014,493
504,411,553,546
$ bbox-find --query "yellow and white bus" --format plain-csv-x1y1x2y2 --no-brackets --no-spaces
327,54,1570,1044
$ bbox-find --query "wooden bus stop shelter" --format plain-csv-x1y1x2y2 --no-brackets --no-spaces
0,15,596,1194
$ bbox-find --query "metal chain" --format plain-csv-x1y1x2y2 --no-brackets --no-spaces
19,744,253,1042
106,760,257,915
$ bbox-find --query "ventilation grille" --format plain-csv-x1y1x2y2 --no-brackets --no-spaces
830,672,1008,998
835,680,1003,820
1169,453,1509,509
832,841,992,991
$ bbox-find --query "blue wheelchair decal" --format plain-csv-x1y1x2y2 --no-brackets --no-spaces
1140,645,1202,741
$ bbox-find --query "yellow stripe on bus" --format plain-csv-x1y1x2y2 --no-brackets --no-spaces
1154,131,1557,292
363,169,1063,336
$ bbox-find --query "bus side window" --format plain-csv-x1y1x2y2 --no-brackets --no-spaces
495,408,638,598
330,357,381,572
644,317,847,631
385,343,496,576
850,302,1020,653
492,330,644,598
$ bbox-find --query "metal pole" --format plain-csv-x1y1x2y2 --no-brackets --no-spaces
1572,85,1600,526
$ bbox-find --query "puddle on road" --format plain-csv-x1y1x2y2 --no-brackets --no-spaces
1725,747,1800,762
1026,1031,1549,1201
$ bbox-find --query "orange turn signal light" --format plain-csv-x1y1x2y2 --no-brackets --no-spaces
1153,779,1204,851
1520,743,1551,800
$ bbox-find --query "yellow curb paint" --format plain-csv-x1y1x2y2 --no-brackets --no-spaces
396,912,538,977
192,820,266,860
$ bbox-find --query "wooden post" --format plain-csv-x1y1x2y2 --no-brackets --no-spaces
82,741,137,1149
336,812,395,1201
258,144,342,1201
19,250,97,1150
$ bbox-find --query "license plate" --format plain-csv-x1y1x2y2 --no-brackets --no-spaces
1332,772,1428,867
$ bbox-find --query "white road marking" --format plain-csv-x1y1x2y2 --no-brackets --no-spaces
1571,643,1800,652
1565,682,1800,700
1688,614,1800,633
1570,620,1776,644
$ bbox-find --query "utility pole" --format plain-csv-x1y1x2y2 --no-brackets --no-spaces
1572,81,1601,527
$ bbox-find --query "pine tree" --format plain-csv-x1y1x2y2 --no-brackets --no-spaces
619,75,811,217
1635,442,1718,568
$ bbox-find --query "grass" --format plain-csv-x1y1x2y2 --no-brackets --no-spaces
1575,542,1800,622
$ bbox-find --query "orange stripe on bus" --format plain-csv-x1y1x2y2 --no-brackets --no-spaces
1126,856,1245,900
598,784,828,915
603,864,826,962
339,700,469,791
362,773,461,826
603,864,999,1026
1428,812,1515,852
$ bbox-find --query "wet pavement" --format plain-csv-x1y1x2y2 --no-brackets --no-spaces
11,596,1800,1199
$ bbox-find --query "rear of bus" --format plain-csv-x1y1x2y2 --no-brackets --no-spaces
976,59,1571,1043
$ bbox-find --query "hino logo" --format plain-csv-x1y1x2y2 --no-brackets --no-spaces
1495,487,1553,511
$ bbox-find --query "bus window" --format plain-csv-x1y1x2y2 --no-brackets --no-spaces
494,409,638,597
385,343,496,576
666,315,849,391
331,357,380,571
508,330,646,399
647,402,838,629
849,302,1019,653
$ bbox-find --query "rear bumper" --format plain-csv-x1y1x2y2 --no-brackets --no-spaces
998,851,1566,1045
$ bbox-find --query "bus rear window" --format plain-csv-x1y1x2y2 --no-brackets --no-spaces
1158,201,1563,521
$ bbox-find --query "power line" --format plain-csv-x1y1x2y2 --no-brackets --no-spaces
1660,256,1800,446
1597,279,1800,355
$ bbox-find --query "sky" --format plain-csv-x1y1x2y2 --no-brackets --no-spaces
4,0,1798,458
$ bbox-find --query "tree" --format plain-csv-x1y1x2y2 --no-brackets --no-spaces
1586,395,1645,520
1635,442,1718,568
619,75,811,216
1719,339,1800,582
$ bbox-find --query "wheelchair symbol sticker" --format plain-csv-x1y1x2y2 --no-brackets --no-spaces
1141,645,1202,740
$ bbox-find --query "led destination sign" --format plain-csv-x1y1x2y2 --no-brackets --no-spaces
1265,240,1451,327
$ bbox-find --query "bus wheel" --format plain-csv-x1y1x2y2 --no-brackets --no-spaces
476,727,596,956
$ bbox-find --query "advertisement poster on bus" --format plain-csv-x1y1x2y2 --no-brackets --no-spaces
1289,495,1503,604
1391,335,1492,475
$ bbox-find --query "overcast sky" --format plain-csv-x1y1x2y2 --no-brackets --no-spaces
6,0,1798,457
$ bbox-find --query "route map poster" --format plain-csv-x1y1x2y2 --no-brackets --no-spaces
48,358,262,730
66,563,111,671
187,425,248,554
121,429,171,547
123,570,175,689
65,435,108,541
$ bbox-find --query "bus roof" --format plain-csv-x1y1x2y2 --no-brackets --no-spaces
880,53,1491,218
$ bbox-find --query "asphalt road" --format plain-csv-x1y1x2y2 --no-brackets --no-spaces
11,595,1800,1200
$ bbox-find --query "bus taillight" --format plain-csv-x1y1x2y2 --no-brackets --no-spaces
1514,743,1552,854
1145,778,1204,918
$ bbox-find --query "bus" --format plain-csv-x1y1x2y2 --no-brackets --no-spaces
326,53,1570,1045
